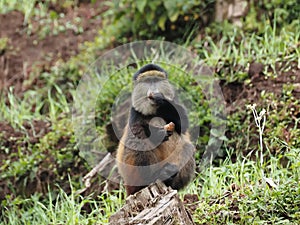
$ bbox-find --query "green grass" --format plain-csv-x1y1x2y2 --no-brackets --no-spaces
1,185,124,224
187,147,300,224
1,147,299,224
195,20,300,82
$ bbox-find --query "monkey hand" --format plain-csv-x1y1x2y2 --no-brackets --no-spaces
160,122,173,141
164,122,175,132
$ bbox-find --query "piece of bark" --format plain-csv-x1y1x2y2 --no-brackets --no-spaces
76,152,120,195
109,180,195,225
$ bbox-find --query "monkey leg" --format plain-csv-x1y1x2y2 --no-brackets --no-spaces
123,166,147,196
167,156,195,190
156,162,179,185
125,185,146,196
164,142,195,190
121,150,161,196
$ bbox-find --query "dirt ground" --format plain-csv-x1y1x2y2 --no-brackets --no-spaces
222,61,300,112
0,0,106,158
0,1,105,95
0,1,300,207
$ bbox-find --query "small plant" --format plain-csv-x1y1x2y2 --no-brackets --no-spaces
247,104,266,168
247,104,280,190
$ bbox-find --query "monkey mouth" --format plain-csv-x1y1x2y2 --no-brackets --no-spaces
148,92,168,106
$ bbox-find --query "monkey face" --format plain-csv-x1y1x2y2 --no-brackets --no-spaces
132,76,175,115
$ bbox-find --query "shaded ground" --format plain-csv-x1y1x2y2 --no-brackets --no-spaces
0,120,52,200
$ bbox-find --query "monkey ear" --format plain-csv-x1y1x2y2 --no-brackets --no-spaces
133,63,168,80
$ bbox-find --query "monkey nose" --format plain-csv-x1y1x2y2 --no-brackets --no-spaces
147,90,155,99
147,91,154,100
148,91,162,99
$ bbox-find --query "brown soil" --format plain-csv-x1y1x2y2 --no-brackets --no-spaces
0,1,106,95
221,61,300,113
183,184,248,224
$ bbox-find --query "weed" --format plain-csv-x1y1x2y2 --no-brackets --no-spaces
183,147,300,224
247,104,266,168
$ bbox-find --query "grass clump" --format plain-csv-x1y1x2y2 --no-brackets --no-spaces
187,147,300,224
1,185,124,225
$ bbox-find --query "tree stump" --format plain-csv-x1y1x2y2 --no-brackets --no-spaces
109,180,195,225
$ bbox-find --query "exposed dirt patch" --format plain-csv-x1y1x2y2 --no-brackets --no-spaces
183,193,200,213
183,184,246,224
222,61,300,113
0,123,23,162
221,60,300,159
0,120,51,147
0,120,52,164
0,1,105,96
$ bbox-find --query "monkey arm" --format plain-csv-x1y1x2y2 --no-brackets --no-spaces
129,108,173,144
155,98,189,135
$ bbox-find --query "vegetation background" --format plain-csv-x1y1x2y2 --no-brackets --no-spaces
0,0,299,224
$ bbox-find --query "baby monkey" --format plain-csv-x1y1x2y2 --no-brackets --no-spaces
116,64,195,196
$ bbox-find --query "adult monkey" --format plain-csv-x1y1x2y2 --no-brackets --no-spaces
116,64,195,196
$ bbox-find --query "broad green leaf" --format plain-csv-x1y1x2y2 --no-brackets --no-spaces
163,0,180,22
145,11,155,25
136,0,147,13
163,0,175,12
169,11,179,22
158,15,167,30
148,0,162,10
